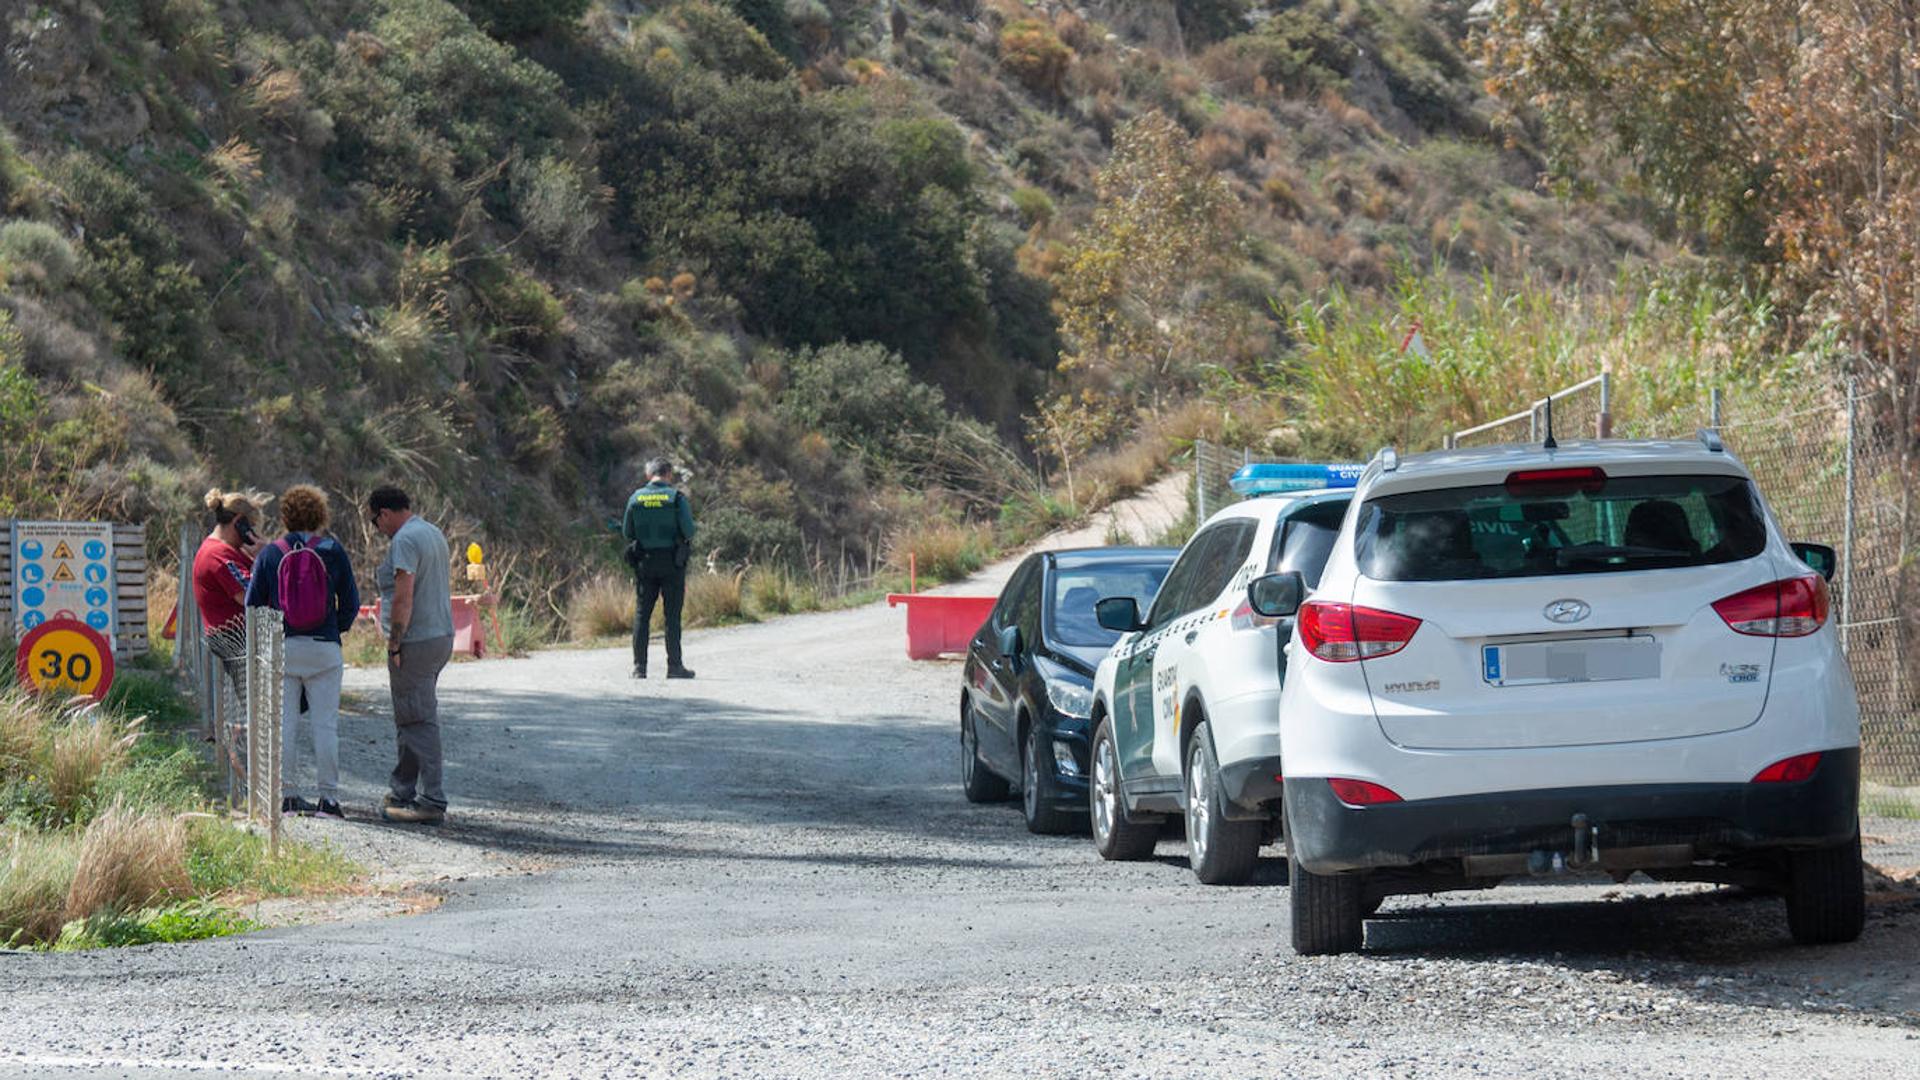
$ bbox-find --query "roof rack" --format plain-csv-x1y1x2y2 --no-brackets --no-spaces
1698,428,1724,453
1375,446,1399,472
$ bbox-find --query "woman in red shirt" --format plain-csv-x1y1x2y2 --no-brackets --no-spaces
193,488,267,695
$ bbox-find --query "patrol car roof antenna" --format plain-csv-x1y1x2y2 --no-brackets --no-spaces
1542,396,1558,451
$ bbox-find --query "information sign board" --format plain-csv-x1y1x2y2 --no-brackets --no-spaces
11,521,116,640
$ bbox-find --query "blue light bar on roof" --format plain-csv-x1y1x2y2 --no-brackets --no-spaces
1228,462,1365,496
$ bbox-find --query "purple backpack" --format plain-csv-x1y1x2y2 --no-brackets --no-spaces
276,536,331,634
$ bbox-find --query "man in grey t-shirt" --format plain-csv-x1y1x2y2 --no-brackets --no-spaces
368,486,455,824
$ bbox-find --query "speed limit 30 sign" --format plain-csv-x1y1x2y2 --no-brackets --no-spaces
14,617,116,701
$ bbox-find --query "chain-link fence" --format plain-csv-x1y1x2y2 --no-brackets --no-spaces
176,528,284,850
1200,373,1919,800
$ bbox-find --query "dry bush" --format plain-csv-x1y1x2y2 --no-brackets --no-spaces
744,567,818,617
146,569,178,645
1000,19,1073,98
45,710,138,823
206,138,263,185
682,570,745,626
1196,130,1242,170
247,67,306,121
1,829,80,945
0,689,53,774
1077,437,1171,509
63,802,190,924
887,520,991,585
567,572,635,642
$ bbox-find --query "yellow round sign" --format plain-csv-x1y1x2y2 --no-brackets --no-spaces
14,618,115,701
466,542,484,565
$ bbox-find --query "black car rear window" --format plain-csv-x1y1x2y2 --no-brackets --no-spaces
1355,473,1767,582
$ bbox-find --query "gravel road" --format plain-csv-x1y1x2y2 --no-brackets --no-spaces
3,487,1918,1078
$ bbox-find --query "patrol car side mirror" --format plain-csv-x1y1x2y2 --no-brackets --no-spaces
1792,542,1837,582
997,624,1022,660
1247,572,1305,619
1095,596,1145,633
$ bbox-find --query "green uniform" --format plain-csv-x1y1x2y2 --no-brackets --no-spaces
623,480,696,673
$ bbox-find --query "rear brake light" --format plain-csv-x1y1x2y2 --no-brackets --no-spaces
1712,575,1829,637
1298,601,1421,662
1328,778,1403,805
1751,752,1822,783
1505,466,1606,496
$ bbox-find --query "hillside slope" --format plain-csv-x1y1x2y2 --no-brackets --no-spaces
0,0,1650,619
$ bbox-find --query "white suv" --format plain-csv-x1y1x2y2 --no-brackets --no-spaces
1257,438,1863,954
1089,467,1354,884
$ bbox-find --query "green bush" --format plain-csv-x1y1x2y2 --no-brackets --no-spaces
510,155,600,256
0,220,77,287
781,342,949,463
51,899,256,951
460,0,590,38
657,1,791,80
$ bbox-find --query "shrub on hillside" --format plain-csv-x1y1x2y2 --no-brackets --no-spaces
999,19,1073,98
652,1,791,80
781,342,949,464
460,0,590,38
0,221,77,288
886,519,990,585
510,155,601,256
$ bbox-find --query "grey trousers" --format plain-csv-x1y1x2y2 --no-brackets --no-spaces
282,636,344,799
388,634,454,810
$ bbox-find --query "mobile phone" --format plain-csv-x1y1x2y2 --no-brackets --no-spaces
236,518,257,545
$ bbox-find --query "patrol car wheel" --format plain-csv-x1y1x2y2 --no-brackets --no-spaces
960,703,1010,804
1184,721,1260,885
1784,832,1865,945
1287,817,1365,955
1021,722,1078,836
1091,718,1157,861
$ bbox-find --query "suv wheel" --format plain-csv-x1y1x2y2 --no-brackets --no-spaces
1184,721,1261,885
1287,819,1365,955
960,704,1010,803
1090,717,1157,861
1784,832,1866,945
1022,723,1078,835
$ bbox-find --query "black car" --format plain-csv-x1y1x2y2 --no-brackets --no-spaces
960,547,1179,833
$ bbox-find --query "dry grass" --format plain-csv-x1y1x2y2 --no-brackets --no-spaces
887,520,992,585
64,802,190,924
682,571,745,626
0,687,48,767
744,567,818,618
45,710,138,824
567,572,635,642
0,829,80,945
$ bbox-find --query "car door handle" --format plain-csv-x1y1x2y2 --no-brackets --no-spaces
1184,631,1198,645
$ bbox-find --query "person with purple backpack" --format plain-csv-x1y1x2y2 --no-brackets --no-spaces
246,484,360,818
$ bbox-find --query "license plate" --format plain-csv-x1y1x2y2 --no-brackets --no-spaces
1482,636,1661,687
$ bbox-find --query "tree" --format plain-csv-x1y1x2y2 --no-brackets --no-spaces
1052,112,1239,410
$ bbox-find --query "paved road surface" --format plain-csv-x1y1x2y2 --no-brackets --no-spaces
4,498,1918,1077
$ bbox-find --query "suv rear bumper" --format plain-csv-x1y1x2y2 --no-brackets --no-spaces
1218,755,1285,820
1286,747,1859,874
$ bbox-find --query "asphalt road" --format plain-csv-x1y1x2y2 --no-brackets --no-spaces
4,519,1919,1077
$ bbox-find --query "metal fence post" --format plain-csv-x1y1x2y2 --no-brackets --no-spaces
1597,371,1613,438
1842,377,1857,651
1194,440,1207,523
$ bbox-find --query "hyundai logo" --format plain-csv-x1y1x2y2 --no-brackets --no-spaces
1544,599,1591,624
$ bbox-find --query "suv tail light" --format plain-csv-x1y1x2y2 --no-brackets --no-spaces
1298,601,1421,662
1229,598,1279,631
1751,752,1822,783
1712,575,1830,637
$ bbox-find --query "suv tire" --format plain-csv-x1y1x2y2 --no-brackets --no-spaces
1022,722,1078,835
1287,819,1365,955
960,704,1010,803
1784,832,1866,946
1184,721,1261,885
1091,717,1158,861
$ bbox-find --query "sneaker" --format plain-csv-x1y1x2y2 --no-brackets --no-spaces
381,802,445,825
666,666,696,680
631,667,647,680
281,795,317,816
315,798,345,819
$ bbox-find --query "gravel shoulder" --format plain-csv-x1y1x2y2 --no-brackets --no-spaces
3,478,1918,1077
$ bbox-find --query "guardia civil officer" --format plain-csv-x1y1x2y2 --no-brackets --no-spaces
624,457,697,680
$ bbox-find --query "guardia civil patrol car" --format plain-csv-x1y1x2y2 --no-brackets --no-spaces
1087,464,1356,884
1258,436,1864,954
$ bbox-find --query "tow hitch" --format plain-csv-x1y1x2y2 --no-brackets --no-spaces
1522,814,1601,876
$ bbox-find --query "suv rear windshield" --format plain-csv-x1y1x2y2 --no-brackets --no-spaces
1355,473,1767,581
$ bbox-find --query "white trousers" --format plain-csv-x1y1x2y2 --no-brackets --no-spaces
282,636,344,799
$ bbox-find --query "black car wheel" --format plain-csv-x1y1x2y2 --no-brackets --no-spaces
1090,717,1157,861
1784,831,1866,945
1183,721,1261,885
1022,721,1079,835
1286,817,1365,955
960,701,1010,803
